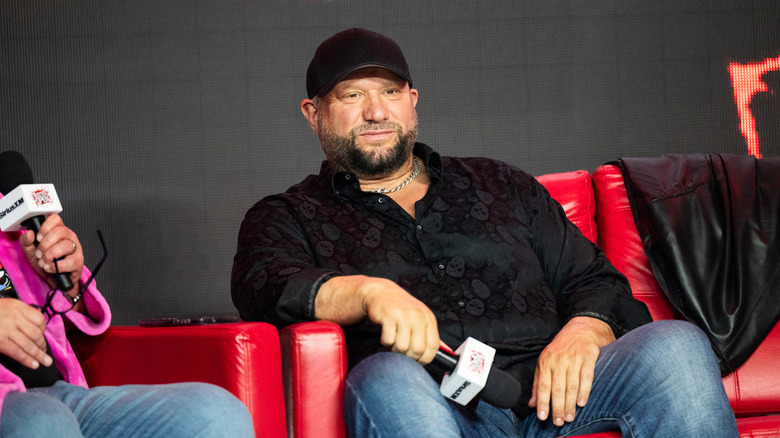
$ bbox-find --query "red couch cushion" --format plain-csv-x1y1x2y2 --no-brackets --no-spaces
72,322,287,438
537,170,598,244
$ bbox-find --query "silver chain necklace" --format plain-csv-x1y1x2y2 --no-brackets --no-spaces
369,157,421,194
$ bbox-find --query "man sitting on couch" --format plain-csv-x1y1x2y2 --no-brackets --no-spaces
232,28,737,438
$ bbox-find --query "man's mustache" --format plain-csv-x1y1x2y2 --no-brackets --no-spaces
351,122,402,135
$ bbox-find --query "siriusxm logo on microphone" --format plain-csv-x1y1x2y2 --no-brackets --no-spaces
448,381,471,400
0,184,63,232
0,197,24,219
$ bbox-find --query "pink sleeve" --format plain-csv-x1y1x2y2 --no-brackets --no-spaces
64,266,112,335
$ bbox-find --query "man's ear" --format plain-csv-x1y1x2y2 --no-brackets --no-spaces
301,99,319,134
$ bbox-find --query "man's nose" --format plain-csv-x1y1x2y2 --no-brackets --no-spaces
362,94,389,122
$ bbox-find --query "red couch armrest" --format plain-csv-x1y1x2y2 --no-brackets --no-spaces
280,321,348,438
70,322,286,438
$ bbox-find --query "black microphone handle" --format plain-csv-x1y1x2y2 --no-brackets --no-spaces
22,215,74,292
434,348,459,370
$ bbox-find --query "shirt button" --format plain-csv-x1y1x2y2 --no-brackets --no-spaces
344,174,351,180
438,264,445,270
377,198,384,203
458,301,465,307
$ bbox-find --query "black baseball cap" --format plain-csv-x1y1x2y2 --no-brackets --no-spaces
306,28,413,99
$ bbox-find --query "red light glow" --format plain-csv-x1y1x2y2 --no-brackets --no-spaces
728,55,780,159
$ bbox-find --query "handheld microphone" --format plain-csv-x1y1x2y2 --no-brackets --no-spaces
0,151,73,291
432,337,522,409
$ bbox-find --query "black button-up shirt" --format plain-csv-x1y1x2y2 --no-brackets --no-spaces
232,143,651,413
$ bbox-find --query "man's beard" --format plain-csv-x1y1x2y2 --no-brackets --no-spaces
317,117,418,177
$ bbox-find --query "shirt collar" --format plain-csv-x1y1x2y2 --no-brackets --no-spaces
321,142,442,194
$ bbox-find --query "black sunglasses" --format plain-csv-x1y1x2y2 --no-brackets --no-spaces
34,230,107,323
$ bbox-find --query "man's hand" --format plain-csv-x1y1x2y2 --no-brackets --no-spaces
529,316,616,426
0,298,52,369
315,275,440,365
19,214,84,295
362,279,439,364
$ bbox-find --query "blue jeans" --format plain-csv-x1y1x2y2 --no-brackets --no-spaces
344,320,738,438
1,381,254,437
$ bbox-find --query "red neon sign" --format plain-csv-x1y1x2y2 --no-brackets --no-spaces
728,55,780,159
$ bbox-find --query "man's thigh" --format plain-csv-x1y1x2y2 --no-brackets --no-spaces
520,320,736,438
344,352,521,438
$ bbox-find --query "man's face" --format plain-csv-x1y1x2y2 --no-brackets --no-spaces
304,68,419,178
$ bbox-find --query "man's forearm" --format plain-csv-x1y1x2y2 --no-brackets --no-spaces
314,275,441,364
314,275,386,324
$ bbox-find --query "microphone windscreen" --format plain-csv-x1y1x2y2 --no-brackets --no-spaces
480,366,522,409
0,151,34,195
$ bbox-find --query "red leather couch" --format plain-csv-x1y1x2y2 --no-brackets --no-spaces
278,166,780,437
71,322,288,438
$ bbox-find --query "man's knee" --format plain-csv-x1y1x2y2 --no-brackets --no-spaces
347,352,428,381
180,383,252,436
617,320,707,359
345,352,451,412
162,382,254,437
631,320,714,366
1,391,82,438
597,320,722,400
614,320,725,404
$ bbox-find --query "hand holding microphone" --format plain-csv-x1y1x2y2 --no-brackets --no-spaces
318,276,523,409
19,214,83,293
0,151,80,291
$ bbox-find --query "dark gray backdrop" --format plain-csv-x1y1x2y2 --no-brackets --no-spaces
2,0,779,325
